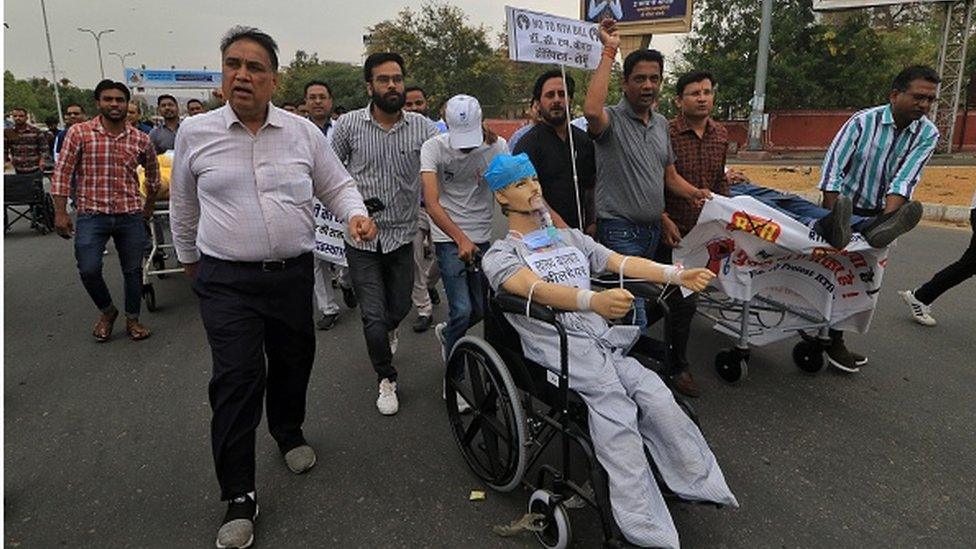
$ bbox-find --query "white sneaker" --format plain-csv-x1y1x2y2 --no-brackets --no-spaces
388,329,399,355
376,379,399,415
443,378,471,413
899,290,936,326
434,322,448,363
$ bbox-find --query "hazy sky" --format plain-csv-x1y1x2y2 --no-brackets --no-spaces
3,0,680,87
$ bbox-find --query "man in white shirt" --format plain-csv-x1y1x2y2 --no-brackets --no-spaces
169,27,376,549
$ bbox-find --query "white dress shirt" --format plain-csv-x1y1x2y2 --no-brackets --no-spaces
170,104,368,263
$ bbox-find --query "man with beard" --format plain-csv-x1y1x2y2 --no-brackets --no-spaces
51,79,160,342
304,79,357,330
513,70,596,233
5,107,48,174
186,99,206,116
403,84,442,333
330,52,439,415
149,94,181,153
583,18,707,330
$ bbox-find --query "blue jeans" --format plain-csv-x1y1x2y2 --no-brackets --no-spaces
729,183,870,231
435,241,490,361
74,213,148,318
597,218,661,331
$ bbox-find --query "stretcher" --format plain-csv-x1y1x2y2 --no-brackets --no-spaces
139,152,181,312
673,195,888,382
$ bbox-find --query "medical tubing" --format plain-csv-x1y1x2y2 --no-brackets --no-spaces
526,280,543,318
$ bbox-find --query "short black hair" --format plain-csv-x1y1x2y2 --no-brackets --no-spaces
892,65,940,92
364,52,405,82
157,94,178,107
623,49,665,80
304,80,333,98
333,105,348,116
186,99,204,108
532,70,575,102
8,107,27,114
281,102,296,109
64,102,85,113
404,85,426,97
94,79,131,102
675,70,716,96
220,26,279,71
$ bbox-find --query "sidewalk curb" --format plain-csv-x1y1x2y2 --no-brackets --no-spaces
792,190,971,225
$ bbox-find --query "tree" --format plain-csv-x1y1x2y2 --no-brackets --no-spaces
274,50,367,111
4,71,96,123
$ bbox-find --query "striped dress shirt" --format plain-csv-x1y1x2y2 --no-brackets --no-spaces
819,104,939,211
330,105,439,253
169,105,368,264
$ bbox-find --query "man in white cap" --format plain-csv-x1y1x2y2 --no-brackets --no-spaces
420,94,507,390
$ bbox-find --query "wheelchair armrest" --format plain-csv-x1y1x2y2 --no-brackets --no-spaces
493,291,560,324
590,277,672,319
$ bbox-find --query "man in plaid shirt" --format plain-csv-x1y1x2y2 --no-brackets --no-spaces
52,79,160,343
5,107,49,174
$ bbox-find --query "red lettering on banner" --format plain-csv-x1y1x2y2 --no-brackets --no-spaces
727,211,782,243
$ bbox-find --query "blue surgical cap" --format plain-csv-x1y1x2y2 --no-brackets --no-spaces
484,153,537,192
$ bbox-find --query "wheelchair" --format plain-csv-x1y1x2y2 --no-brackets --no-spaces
4,172,55,235
444,277,702,548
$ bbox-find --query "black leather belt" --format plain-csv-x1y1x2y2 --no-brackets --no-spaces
203,253,311,272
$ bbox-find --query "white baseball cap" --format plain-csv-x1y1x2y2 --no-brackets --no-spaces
445,94,483,149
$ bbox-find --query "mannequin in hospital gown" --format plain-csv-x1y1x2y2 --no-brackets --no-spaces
481,153,737,549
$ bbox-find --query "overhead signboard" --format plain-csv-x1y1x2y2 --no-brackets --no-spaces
124,68,222,89
813,0,950,10
580,0,693,35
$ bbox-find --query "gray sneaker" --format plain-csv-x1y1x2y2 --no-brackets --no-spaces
283,444,317,474
216,494,258,549
861,201,923,248
813,195,852,249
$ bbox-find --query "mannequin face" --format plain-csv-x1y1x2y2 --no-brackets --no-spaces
495,176,542,213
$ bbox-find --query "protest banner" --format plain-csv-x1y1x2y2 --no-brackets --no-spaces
674,195,888,338
506,6,602,70
313,199,347,267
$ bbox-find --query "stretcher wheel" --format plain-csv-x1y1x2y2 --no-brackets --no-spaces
142,284,157,312
715,349,747,383
792,340,824,373
446,335,527,492
528,489,571,549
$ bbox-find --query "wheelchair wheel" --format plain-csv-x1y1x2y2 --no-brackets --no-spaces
446,336,527,493
792,340,824,373
528,489,572,549
142,284,157,312
714,349,747,383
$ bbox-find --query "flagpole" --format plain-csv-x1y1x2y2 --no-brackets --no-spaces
560,63,583,231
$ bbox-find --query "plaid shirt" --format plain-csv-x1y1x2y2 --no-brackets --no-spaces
51,116,160,214
667,115,731,235
5,124,48,173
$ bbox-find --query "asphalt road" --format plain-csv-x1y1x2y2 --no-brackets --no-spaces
4,219,975,548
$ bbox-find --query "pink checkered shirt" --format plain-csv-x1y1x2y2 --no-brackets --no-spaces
51,116,160,214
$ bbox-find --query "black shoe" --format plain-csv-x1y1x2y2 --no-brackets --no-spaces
341,287,358,308
216,494,258,549
825,339,861,373
428,288,440,305
316,313,338,331
860,201,922,248
412,314,433,333
813,195,852,249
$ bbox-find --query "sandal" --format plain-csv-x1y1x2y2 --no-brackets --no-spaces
92,310,119,342
126,319,151,341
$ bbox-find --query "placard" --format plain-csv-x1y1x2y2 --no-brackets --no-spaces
506,6,602,69
313,199,347,266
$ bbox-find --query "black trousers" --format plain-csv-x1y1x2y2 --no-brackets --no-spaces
915,208,976,305
194,253,315,500
649,246,698,374
345,242,414,382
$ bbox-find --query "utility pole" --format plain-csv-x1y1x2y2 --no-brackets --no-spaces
77,27,115,80
40,0,64,126
747,0,773,151
109,51,136,78
932,0,974,154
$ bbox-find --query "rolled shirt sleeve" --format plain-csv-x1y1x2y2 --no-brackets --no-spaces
168,129,201,264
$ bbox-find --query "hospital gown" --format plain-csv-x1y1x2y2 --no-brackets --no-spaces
482,228,738,548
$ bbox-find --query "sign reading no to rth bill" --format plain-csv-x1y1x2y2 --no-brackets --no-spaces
506,6,602,70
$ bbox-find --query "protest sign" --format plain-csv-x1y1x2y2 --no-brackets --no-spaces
313,199,347,266
674,195,888,336
506,6,602,70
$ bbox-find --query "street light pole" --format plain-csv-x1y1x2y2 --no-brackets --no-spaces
747,0,773,151
39,0,64,127
108,51,136,78
77,27,115,80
